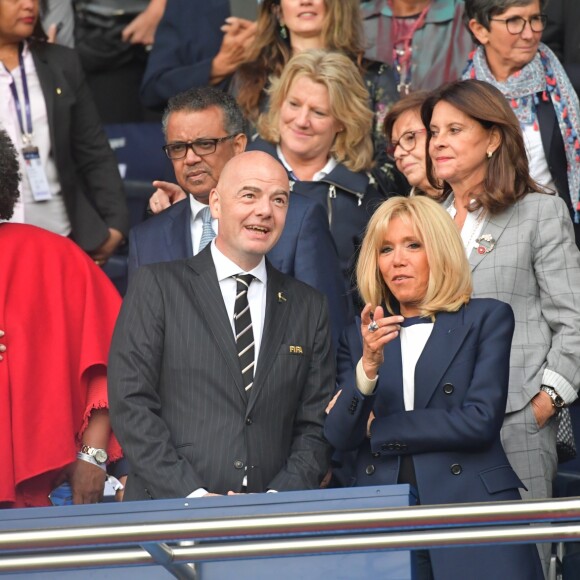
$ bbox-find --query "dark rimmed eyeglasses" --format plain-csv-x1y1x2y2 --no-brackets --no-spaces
386,129,427,160
163,135,237,160
489,14,547,34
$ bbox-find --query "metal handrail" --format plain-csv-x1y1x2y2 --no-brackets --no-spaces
1,496,579,551
0,497,579,574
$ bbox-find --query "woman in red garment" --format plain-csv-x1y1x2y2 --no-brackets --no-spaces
0,129,122,508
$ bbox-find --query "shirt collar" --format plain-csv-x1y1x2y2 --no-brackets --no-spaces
188,195,209,221
210,241,267,285
276,145,338,182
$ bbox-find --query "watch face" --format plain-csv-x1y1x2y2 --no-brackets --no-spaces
94,449,108,464
554,396,565,408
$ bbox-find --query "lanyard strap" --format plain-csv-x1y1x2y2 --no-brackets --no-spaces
6,43,33,142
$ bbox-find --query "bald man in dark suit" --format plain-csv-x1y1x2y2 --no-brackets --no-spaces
109,151,335,499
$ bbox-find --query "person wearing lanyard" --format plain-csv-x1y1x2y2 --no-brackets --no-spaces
0,0,128,266
361,0,475,94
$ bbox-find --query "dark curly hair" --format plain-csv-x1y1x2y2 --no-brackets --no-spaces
0,130,21,221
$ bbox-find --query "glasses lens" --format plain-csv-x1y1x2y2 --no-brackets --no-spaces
400,132,416,152
530,14,547,32
193,140,217,155
165,143,187,159
506,16,525,33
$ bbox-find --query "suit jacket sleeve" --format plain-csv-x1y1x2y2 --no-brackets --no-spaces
267,293,335,491
65,48,128,237
108,266,206,497
532,195,580,402
140,0,229,109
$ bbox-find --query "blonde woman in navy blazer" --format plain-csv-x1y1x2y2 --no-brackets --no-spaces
325,196,543,580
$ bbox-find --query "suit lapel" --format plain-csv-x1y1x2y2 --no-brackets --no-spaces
185,248,246,400
379,337,405,412
413,310,472,409
469,204,516,273
165,200,194,260
248,264,291,411
30,46,56,148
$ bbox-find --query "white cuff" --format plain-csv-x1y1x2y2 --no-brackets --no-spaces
187,487,209,498
356,358,378,396
542,369,577,405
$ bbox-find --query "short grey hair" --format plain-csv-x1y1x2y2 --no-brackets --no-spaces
464,0,548,32
161,87,246,138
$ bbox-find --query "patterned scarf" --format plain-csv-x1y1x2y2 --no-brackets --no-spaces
464,43,580,220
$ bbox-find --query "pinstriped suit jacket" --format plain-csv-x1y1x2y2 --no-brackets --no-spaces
108,247,335,500
466,193,580,413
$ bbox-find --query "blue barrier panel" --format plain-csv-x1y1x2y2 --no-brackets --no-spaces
0,485,417,579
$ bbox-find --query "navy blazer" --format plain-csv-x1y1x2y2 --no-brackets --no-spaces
325,298,543,579
140,0,230,110
128,193,352,347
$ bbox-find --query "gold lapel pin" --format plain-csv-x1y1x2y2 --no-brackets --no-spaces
56,88,62,95
277,291,287,303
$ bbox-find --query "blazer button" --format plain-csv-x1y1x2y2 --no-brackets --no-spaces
394,443,401,450
381,444,388,451
245,417,253,425
443,383,454,395
365,465,375,475
234,460,244,470
387,443,395,450
450,463,462,475
372,452,380,458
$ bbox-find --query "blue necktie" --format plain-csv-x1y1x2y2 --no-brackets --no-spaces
198,206,216,252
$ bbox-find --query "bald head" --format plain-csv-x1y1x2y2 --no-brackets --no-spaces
209,151,290,271
218,151,289,192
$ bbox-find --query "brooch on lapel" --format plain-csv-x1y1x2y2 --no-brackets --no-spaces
277,291,287,303
475,234,496,255
289,345,303,354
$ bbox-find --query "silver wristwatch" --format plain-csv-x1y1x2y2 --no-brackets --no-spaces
80,444,108,464
540,385,565,411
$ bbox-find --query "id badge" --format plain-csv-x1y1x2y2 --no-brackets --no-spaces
22,146,52,201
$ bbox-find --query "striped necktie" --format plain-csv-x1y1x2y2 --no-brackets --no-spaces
233,274,255,394
198,206,215,252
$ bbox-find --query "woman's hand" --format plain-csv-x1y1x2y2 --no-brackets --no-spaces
531,391,557,428
121,0,166,46
0,329,5,361
66,459,107,505
89,228,124,266
149,180,187,214
210,17,257,84
325,389,342,414
361,304,403,379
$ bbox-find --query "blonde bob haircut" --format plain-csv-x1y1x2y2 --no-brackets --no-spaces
357,196,472,318
257,50,374,173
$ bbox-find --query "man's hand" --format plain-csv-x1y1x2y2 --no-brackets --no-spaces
65,460,107,505
122,0,166,46
89,228,124,266
210,17,257,84
531,390,557,428
149,180,187,214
